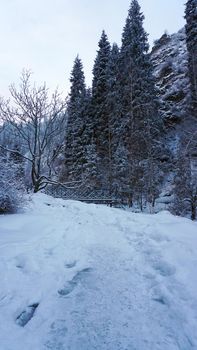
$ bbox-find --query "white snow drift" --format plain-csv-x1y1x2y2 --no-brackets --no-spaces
0,194,197,350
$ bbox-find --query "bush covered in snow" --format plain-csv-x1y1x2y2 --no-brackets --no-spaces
0,156,25,214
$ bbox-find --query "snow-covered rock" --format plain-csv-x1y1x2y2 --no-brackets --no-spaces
152,28,190,127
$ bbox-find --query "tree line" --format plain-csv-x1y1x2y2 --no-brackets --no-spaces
63,0,166,210
0,0,196,219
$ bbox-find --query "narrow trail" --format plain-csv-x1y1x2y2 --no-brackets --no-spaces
45,228,194,350
0,194,197,350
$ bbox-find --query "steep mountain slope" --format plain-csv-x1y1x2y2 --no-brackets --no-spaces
151,29,192,208
152,28,190,128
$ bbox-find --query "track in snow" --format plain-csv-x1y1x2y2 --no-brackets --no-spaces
0,194,197,350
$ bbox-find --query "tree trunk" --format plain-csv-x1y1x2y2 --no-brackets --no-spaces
191,201,196,221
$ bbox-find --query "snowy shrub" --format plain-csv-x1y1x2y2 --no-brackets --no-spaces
0,156,25,214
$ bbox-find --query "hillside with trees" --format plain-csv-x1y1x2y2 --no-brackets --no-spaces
0,0,196,219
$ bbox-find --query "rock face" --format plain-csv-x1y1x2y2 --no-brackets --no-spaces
151,29,191,207
151,28,190,128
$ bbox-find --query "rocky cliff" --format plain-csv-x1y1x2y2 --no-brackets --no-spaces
152,28,190,128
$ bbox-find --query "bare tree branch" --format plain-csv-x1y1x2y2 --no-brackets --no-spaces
0,70,68,192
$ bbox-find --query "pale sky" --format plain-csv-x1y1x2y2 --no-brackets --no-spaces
0,0,186,97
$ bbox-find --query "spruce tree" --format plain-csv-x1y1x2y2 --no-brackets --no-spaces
64,56,87,182
185,0,197,115
80,88,100,188
105,43,122,194
84,141,100,188
92,31,111,187
112,142,130,202
173,153,197,220
106,43,121,134
119,0,161,204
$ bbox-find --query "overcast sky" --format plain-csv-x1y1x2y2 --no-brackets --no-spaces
0,0,186,97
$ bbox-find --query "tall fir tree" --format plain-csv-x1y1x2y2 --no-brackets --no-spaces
84,141,101,188
112,142,130,202
185,0,197,116
91,31,111,187
173,152,197,220
106,43,122,194
119,0,162,204
82,89,101,188
64,56,87,182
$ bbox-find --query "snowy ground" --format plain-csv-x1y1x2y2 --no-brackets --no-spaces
0,194,197,350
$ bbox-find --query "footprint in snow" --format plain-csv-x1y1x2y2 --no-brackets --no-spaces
152,295,168,306
151,284,171,307
45,320,68,350
58,268,93,297
152,260,176,277
15,255,27,270
16,303,39,327
44,248,54,258
150,233,170,243
65,260,77,269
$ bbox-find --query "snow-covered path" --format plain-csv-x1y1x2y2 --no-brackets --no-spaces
0,194,197,350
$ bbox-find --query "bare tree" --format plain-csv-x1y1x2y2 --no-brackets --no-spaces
0,71,68,192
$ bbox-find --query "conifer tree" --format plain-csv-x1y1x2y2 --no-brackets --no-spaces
80,88,102,188
173,153,197,220
106,43,121,134
185,0,197,115
112,142,130,202
92,31,111,187
119,0,161,203
84,141,100,188
106,43,122,193
64,56,87,181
